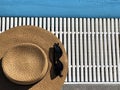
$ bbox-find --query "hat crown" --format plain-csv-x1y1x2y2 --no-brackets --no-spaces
2,43,48,85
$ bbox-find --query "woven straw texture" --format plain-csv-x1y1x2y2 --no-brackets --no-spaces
0,26,68,90
2,43,48,85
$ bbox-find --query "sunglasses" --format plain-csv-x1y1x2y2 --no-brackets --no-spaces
53,43,63,77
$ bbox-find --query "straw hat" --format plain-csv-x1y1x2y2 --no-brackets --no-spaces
0,26,68,90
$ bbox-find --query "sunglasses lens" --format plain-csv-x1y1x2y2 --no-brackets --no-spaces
54,44,62,58
53,43,63,77
54,60,63,76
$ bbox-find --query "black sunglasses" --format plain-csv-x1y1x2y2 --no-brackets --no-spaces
53,43,63,77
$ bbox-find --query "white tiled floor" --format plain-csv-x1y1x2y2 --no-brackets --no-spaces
0,17,120,88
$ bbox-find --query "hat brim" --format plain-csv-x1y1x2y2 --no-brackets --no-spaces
0,26,68,90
